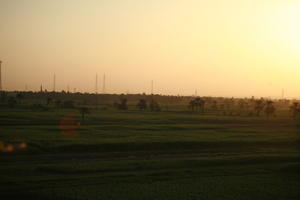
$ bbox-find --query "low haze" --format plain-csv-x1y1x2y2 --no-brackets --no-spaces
0,0,299,98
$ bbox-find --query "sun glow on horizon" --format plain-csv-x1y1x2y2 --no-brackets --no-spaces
272,2,300,54
0,0,299,98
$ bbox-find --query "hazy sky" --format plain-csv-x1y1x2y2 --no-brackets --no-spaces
0,0,299,98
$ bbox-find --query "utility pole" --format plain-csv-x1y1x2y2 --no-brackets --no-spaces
95,74,98,94
95,74,98,108
0,60,2,91
151,80,154,95
53,74,56,92
102,74,106,94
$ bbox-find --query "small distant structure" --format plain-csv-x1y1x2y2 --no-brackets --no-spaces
40,84,43,92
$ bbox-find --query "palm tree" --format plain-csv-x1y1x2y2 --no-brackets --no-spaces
118,98,128,110
265,101,276,118
150,99,161,111
136,99,147,110
79,107,90,123
195,97,205,113
254,99,265,116
223,98,234,116
188,99,196,111
290,102,300,118
238,99,249,116
189,97,205,113
16,93,23,104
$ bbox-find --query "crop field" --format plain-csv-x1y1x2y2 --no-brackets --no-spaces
2,0,300,199
0,101,300,200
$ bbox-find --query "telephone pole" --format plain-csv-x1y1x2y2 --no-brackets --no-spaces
151,80,154,95
102,74,106,94
95,74,98,94
0,60,2,91
53,74,56,92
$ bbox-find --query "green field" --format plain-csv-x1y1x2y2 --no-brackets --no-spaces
0,106,300,199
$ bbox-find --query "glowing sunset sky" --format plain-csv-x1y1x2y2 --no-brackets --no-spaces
0,0,299,98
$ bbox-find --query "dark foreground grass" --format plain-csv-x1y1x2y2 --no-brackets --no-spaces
0,108,300,199
1,155,299,200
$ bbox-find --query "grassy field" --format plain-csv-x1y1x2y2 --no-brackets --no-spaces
0,106,299,199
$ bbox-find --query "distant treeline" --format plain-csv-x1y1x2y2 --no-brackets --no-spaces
1,91,297,105
1,91,299,118
0,91,194,105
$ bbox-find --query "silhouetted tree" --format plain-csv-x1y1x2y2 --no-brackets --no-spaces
237,99,249,116
79,107,90,123
290,102,300,118
150,99,161,111
223,98,235,116
188,99,196,111
254,99,265,116
115,98,128,110
238,99,245,110
265,101,276,118
16,93,23,104
189,97,205,113
136,99,147,110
